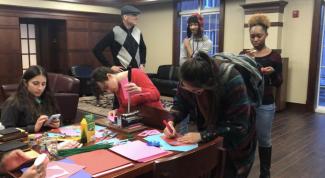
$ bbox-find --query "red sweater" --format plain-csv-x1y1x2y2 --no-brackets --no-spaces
117,68,163,114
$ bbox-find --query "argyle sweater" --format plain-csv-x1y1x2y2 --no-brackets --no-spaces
93,24,146,68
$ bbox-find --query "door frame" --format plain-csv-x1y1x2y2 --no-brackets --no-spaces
306,0,323,111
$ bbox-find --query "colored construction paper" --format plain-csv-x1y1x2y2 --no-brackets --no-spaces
47,165,69,178
96,138,120,145
108,115,115,122
60,158,91,178
144,133,198,152
68,149,133,177
58,125,107,138
110,140,170,162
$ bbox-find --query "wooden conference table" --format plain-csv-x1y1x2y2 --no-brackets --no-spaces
15,106,225,178
93,114,224,178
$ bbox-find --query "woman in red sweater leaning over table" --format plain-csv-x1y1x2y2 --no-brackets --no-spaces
91,67,163,116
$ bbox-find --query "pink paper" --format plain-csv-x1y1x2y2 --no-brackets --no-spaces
108,115,115,122
47,161,85,178
59,125,80,137
47,165,69,178
120,78,129,100
110,140,168,162
57,162,84,178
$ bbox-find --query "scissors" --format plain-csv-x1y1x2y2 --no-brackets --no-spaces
137,129,161,137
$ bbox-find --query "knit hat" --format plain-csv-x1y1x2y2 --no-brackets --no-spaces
121,5,141,15
187,13,204,38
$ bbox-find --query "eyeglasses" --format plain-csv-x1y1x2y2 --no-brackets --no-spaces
180,81,204,95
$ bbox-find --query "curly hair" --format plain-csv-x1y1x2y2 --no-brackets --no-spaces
248,14,271,32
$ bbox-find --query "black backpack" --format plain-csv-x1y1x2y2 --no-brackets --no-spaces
213,53,264,107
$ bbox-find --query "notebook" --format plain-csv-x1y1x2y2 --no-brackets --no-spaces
0,128,28,142
0,140,29,153
68,149,134,177
110,140,171,162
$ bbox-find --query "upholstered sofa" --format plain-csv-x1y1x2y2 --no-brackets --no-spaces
148,65,180,97
1,73,80,125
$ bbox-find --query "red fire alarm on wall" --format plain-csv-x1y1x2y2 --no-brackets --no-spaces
292,10,299,18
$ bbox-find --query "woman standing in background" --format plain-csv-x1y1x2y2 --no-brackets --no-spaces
244,14,283,178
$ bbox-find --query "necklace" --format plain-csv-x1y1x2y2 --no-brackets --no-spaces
191,38,199,57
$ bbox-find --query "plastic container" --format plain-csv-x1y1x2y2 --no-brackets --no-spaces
85,114,95,141
80,118,88,144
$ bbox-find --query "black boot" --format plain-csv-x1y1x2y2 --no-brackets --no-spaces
259,146,272,178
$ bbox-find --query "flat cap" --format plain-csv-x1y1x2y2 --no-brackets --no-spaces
121,5,141,15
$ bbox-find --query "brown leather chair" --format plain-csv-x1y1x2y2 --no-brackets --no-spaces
1,73,80,125
153,137,226,178
48,73,80,124
1,83,19,100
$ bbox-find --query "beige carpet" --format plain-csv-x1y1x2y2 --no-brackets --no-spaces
78,94,173,117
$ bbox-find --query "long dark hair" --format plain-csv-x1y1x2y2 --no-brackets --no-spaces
180,51,222,128
186,13,204,38
13,65,57,121
180,51,219,89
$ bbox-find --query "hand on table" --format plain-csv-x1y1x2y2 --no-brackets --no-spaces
177,132,202,144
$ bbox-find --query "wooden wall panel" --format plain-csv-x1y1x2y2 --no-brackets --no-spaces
67,31,89,50
0,5,120,101
0,53,22,100
67,51,94,66
0,53,22,81
89,31,108,49
67,20,89,30
0,16,19,26
0,15,21,101
0,29,20,53
67,50,112,67
90,21,115,31
66,20,117,68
